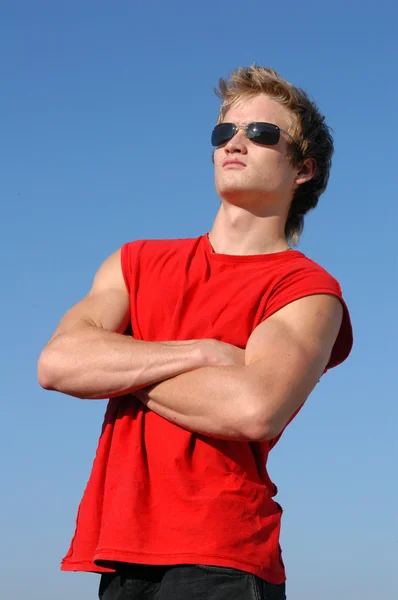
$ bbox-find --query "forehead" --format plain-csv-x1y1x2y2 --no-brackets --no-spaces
224,93,293,130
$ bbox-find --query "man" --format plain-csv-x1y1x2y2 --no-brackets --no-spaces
38,65,353,600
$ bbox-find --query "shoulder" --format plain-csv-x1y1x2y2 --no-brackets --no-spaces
270,250,343,296
121,235,203,255
263,251,353,369
120,235,204,276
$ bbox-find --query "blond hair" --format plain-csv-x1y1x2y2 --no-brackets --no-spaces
215,65,334,245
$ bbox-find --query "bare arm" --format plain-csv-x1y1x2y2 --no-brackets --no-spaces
134,295,343,440
38,249,242,400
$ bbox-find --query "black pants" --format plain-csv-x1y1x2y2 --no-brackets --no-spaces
98,563,287,600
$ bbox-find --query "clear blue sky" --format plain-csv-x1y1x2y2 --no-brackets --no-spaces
1,2,396,599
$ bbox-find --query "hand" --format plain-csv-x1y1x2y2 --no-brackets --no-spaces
198,339,246,368
133,339,245,404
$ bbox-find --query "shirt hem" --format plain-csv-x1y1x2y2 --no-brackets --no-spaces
61,549,286,584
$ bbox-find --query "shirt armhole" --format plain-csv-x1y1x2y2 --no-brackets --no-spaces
120,242,136,337
261,278,353,371
120,242,132,296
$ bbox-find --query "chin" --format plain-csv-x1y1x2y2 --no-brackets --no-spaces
220,190,263,208
218,183,263,200
217,187,280,214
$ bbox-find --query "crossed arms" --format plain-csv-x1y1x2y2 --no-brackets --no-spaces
38,249,343,441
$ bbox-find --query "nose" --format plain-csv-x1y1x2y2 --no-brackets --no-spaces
224,128,248,155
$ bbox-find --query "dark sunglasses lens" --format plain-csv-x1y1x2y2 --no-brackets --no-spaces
211,123,235,147
247,123,280,146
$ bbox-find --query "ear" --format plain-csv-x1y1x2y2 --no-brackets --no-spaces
294,158,316,186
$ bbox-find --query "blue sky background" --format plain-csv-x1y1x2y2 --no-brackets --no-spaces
1,2,397,598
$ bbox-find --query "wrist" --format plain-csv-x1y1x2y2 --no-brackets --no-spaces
190,340,209,369
194,339,221,368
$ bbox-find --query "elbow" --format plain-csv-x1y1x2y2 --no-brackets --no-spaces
37,347,60,391
240,417,279,442
238,393,282,442
250,426,281,442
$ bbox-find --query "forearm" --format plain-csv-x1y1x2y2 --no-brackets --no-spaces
38,326,206,400
137,365,263,440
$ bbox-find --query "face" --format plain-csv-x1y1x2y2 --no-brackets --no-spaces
213,94,306,213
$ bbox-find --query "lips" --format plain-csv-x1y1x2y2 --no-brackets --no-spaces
222,159,246,167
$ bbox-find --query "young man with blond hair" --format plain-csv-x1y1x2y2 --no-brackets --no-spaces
39,65,353,600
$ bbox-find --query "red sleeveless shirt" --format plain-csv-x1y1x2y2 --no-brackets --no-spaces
61,234,353,584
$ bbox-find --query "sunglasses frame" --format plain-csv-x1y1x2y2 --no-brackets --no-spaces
211,122,299,148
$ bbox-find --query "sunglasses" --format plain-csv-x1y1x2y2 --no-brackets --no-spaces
211,122,299,148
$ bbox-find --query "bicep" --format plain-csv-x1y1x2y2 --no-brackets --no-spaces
48,249,130,343
244,294,343,436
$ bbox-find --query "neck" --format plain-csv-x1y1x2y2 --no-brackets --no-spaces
209,202,291,256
